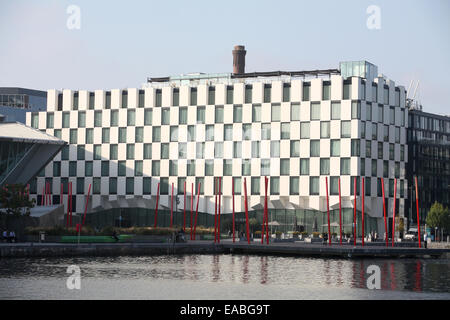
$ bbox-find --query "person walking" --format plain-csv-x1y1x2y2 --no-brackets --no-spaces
424,232,428,249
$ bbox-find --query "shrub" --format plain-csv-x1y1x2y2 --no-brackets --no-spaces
312,232,320,238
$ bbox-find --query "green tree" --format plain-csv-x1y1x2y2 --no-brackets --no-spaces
426,202,450,231
0,183,35,217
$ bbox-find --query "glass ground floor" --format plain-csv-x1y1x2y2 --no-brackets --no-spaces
84,207,379,237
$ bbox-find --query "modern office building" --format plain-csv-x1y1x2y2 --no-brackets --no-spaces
406,104,450,229
0,87,47,123
0,120,66,187
25,47,409,235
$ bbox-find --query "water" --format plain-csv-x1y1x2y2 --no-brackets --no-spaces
0,254,449,299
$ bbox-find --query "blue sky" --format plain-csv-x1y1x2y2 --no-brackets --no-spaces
0,0,449,115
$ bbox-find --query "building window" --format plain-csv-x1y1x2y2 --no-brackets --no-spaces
138,89,145,107
77,145,85,160
215,106,224,123
242,124,251,140
94,111,102,127
372,123,378,140
187,160,195,176
69,129,77,144
300,122,310,139
366,103,372,121
53,162,61,177
127,110,135,126
135,127,143,143
233,141,242,158
161,143,169,159
281,123,290,139
94,145,102,160
322,81,331,100
351,101,361,119
245,85,252,103
252,141,260,158
372,159,377,177
195,177,204,195
300,159,310,175
302,83,310,101
126,177,134,195
144,109,152,125
143,144,152,159
383,86,389,105
78,112,86,128
320,121,330,138
270,177,280,195
208,87,215,105
152,127,161,142
290,177,299,195
152,160,160,176
389,143,394,160
330,177,339,195
261,123,271,140
86,128,93,144
351,139,360,156
252,104,261,122
73,92,79,110
280,159,290,175
331,102,341,120
233,105,242,123
390,107,395,125
311,102,321,120
242,159,251,176
343,80,351,100
341,121,351,138
178,107,187,124
395,127,400,143
226,86,233,104
320,158,330,175
310,140,320,157
93,178,101,194
264,84,271,103
101,161,109,176
331,140,340,157
119,127,127,143
197,106,205,124
378,142,383,159
366,140,372,158
187,125,195,141
224,124,233,141
143,177,151,195
271,103,281,122
89,92,95,109
135,160,143,176
261,159,270,176
110,144,118,160
172,88,179,106
161,108,170,125
111,110,119,126
251,177,260,195
127,144,135,159
290,140,300,157
291,103,300,121
204,160,213,176
223,159,232,176
196,142,204,159
85,161,93,176
214,142,223,158
190,88,197,106
340,158,350,175
46,113,54,129
270,141,280,157
378,104,384,123
155,89,162,107
62,112,70,128
283,83,290,102
351,177,360,196
233,177,242,195
383,125,389,142
310,177,319,195
105,91,111,109
77,177,84,194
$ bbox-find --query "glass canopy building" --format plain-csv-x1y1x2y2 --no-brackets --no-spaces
25,61,408,234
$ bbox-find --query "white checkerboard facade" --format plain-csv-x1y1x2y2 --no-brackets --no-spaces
26,73,408,232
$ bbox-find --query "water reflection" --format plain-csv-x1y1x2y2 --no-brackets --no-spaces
0,255,448,299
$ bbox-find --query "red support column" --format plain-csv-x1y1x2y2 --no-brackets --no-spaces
392,178,397,247
190,183,194,240
265,177,269,244
81,183,91,227
232,177,235,243
415,176,422,248
41,185,45,206
325,177,331,246
362,177,365,247
65,182,69,228
183,181,186,232
154,183,160,228
353,177,357,246
45,182,48,206
338,177,342,246
261,177,266,244
170,182,174,228
218,177,222,243
381,178,388,247
243,178,250,244
69,182,73,227
214,178,217,243
193,183,201,240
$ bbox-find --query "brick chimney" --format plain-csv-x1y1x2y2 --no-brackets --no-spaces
232,45,246,74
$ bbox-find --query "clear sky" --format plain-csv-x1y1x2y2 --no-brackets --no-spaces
1,0,449,115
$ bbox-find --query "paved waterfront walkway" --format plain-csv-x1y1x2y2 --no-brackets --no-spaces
1,240,449,259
